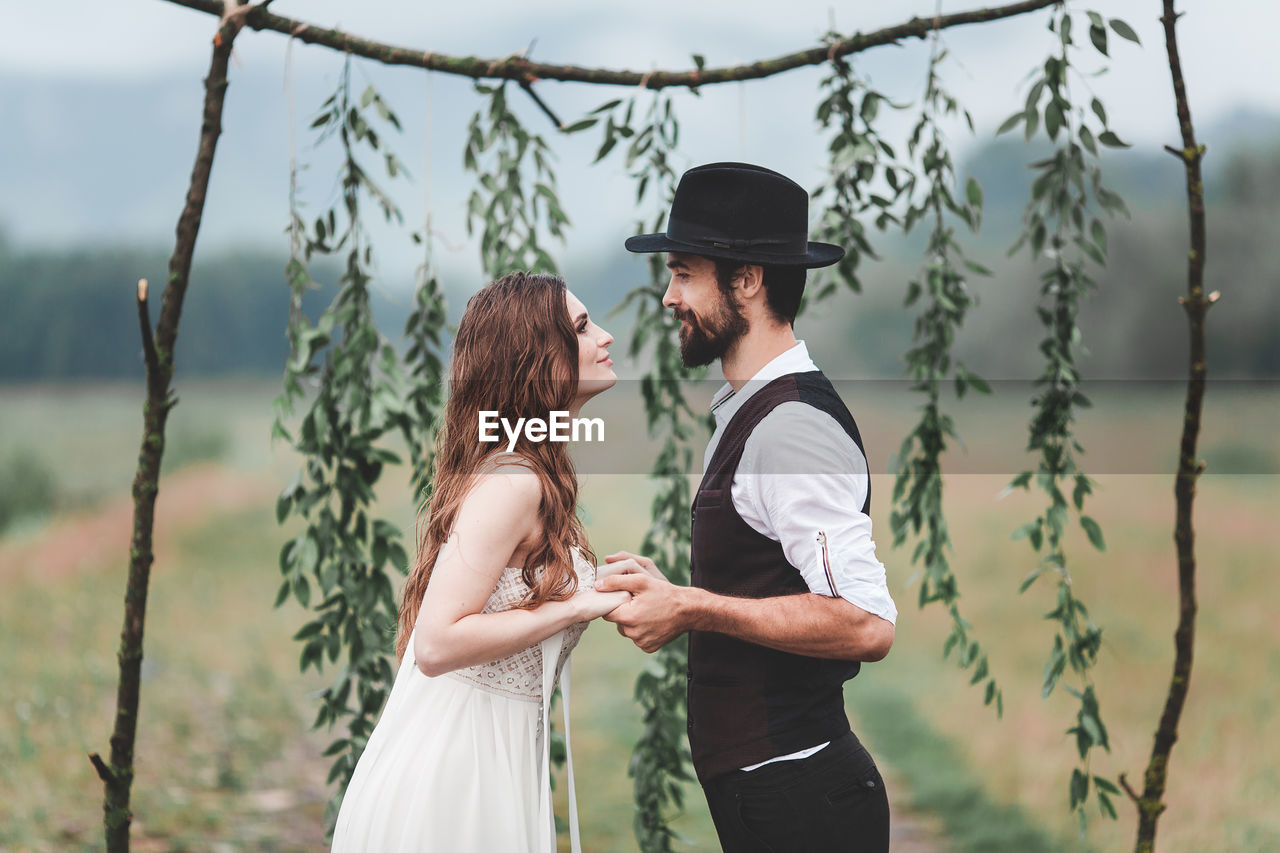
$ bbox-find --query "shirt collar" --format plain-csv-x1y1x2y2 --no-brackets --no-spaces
709,340,818,426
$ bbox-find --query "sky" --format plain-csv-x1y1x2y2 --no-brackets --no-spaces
7,1,1275,121
2,0,1277,280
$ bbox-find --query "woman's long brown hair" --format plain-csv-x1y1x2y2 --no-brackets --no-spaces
395,272,595,661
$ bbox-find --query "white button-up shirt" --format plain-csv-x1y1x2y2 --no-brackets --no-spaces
702,340,897,770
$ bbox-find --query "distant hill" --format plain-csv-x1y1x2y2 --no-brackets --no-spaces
0,238,649,382
1,108,1277,382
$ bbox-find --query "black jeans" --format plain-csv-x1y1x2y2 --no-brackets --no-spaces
702,732,890,853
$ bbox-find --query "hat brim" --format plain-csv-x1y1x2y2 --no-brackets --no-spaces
624,233,844,269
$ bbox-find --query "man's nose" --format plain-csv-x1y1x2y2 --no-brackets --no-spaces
661,278,679,309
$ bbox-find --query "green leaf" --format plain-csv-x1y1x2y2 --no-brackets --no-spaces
969,656,989,685
1089,24,1108,57
388,542,410,573
275,493,292,524
996,111,1024,136
860,93,881,124
1045,100,1064,141
1093,775,1120,795
1091,219,1107,256
298,533,320,574
589,98,622,115
271,419,292,443
1012,521,1039,541
1098,131,1131,149
1098,789,1117,820
1072,474,1093,511
965,177,983,212
1018,567,1042,594
300,640,322,674
1024,108,1040,142
1090,97,1107,127
1079,125,1098,156
1109,18,1141,45
293,621,323,641
293,574,312,608
1069,768,1089,809
594,134,618,164
1081,711,1104,748
561,118,598,134
372,520,401,540
1025,79,1045,115
1080,515,1106,551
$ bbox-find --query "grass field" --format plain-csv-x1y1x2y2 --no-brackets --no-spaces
0,380,1276,851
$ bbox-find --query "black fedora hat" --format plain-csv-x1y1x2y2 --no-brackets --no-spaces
624,162,843,269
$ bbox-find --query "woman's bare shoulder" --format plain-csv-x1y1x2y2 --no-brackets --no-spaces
458,455,544,555
470,453,541,498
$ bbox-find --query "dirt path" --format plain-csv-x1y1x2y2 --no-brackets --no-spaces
0,462,276,584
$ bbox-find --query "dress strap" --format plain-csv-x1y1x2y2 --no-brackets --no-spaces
537,632,582,853
562,655,581,851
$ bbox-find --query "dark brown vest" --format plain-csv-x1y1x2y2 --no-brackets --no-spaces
687,371,870,782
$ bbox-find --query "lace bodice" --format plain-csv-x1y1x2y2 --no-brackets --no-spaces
443,549,596,703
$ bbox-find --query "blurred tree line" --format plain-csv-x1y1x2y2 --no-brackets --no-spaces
1,135,1276,382
0,244,338,380
958,125,1280,379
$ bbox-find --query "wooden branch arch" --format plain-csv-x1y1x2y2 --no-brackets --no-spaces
163,0,1058,87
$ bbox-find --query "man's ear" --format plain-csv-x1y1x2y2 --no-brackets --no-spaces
737,264,765,300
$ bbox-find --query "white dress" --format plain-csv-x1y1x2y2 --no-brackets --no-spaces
330,550,594,853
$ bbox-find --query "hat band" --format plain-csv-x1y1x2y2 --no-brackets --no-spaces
667,215,807,256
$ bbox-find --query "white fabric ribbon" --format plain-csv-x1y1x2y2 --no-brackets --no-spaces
537,632,581,853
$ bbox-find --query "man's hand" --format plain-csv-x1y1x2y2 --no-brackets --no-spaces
596,551,894,661
595,568,694,654
603,550,666,580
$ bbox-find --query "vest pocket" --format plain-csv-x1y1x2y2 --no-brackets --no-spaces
695,488,725,508
693,489,724,525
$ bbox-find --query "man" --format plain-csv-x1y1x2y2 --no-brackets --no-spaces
597,162,898,852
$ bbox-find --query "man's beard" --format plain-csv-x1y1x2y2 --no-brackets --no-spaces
675,291,748,368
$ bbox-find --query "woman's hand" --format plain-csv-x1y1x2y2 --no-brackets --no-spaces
602,551,666,581
574,587,632,622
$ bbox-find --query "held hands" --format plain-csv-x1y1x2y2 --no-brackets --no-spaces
573,553,655,623
575,586,632,622
579,550,674,622
594,551,692,653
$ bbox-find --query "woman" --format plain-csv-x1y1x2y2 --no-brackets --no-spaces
331,272,636,852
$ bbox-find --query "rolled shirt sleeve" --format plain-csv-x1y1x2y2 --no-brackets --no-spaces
731,401,898,625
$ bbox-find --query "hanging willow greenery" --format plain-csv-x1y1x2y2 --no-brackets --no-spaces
95,4,1209,853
